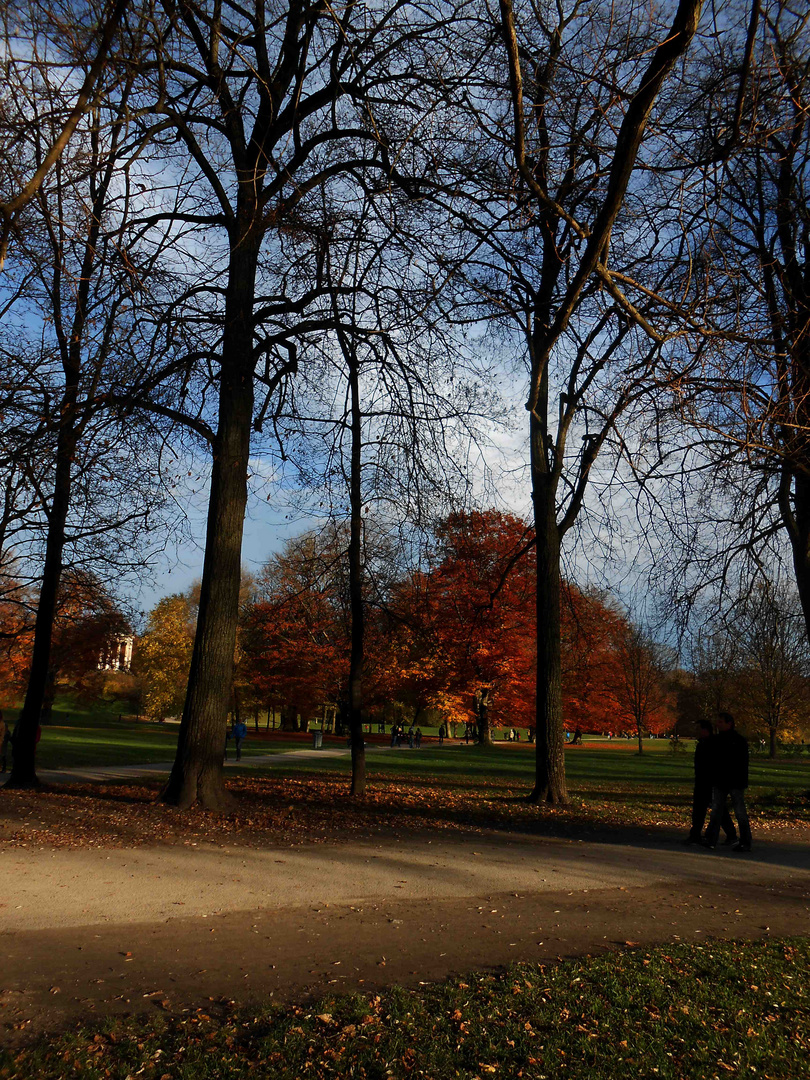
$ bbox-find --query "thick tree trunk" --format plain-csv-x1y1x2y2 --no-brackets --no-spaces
476,687,493,746
161,236,258,811
40,669,57,724
347,340,366,796
789,470,810,646
529,466,567,804
4,433,74,789
637,721,644,755
280,706,298,732
769,725,777,758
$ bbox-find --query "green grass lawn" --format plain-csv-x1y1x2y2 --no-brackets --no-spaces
3,938,807,1079
282,738,810,794
246,739,809,827
18,701,306,770
16,703,810,815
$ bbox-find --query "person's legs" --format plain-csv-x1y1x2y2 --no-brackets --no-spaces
729,789,752,849
235,738,243,761
688,783,709,840
703,787,728,847
720,805,737,844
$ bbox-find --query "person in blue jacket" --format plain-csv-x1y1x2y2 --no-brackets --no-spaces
232,719,247,761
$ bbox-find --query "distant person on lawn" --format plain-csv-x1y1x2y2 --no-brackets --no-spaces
232,719,247,761
682,719,736,846
703,712,752,853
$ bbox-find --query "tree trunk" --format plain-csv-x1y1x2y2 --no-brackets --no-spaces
769,725,777,759
280,705,297,732
637,720,644,755
4,160,107,788
788,470,810,646
4,432,74,789
529,463,567,804
476,687,493,746
346,336,366,796
40,669,57,724
161,235,258,811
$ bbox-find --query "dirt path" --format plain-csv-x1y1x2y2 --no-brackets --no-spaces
2,829,809,1045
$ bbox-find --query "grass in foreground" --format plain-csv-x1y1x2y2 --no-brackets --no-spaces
2,938,807,1079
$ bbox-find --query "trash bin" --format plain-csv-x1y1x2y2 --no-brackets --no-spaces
312,730,323,750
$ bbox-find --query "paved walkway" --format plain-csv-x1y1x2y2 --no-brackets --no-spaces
35,744,384,786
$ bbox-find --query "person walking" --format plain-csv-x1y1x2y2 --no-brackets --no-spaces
682,719,736,845
703,712,752,853
232,718,247,761
438,723,445,746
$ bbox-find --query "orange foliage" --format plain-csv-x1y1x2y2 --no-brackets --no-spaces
236,511,671,736
239,540,348,721
0,589,33,706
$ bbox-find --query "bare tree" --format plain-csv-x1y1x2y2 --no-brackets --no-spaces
736,579,810,756
127,0,480,809
609,621,675,753
671,0,810,642
1,54,175,788
0,0,129,269
273,182,489,795
418,0,706,800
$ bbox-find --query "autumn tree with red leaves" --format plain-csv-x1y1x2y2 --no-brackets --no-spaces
415,511,536,743
240,534,348,733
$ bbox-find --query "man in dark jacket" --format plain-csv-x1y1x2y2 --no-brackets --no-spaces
703,712,752,852
682,719,736,845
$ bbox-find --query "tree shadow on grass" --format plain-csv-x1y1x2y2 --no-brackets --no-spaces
10,774,809,873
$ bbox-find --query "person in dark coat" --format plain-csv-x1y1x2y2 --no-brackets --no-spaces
703,712,752,852
682,719,735,845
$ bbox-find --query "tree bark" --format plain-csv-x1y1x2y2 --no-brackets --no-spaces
499,0,704,806
347,336,366,796
769,725,777,759
476,687,493,746
788,471,810,645
4,160,100,786
4,426,75,789
161,233,259,811
529,462,567,803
